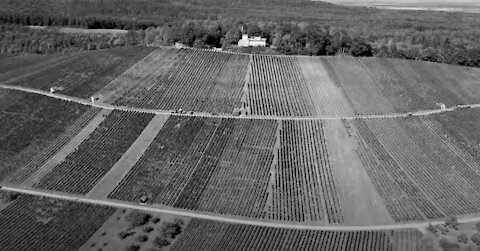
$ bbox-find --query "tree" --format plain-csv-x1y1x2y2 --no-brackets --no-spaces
427,223,437,234
350,37,373,57
153,237,170,248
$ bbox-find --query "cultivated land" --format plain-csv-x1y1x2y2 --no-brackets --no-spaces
1,46,480,249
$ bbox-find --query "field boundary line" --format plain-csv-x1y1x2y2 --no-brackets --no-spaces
3,185,480,231
1,83,479,121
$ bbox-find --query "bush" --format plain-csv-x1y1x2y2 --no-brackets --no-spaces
439,238,460,250
427,223,437,234
458,233,468,244
472,233,480,245
125,245,140,251
160,221,183,239
153,237,170,248
135,235,149,242
125,211,152,227
143,226,154,233
118,231,135,240
152,217,161,224
446,216,459,229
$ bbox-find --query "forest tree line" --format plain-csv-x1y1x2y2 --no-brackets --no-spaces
0,0,480,67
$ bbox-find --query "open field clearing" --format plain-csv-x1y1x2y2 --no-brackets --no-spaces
114,48,249,114
34,110,154,194
0,89,92,182
0,46,155,99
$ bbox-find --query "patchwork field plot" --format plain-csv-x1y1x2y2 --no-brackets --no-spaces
268,120,342,223
248,55,315,116
109,115,277,218
34,110,154,194
351,109,480,222
0,194,115,251
1,46,155,98
171,219,428,251
114,48,249,114
0,89,91,182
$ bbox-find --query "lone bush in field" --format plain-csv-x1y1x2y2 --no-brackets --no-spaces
439,238,460,250
446,216,459,229
472,233,480,245
135,235,148,242
160,220,184,239
427,223,437,234
125,245,140,251
143,226,154,233
153,237,170,248
458,233,468,244
125,211,152,227
118,231,135,240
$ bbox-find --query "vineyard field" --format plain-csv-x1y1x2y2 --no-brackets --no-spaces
109,115,277,218
171,219,428,251
34,110,154,194
268,120,343,223
352,109,480,221
1,46,155,99
0,89,90,182
0,194,115,251
114,48,249,114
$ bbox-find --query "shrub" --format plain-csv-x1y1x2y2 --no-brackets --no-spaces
427,223,437,234
125,211,152,227
472,233,480,245
160,221,183,239
446,216,459,229
152,217,161,224
135,235,149,242
458,233,468,243
125,245,140,251
143,226,154,233
153,237,170,248
439,238,460,250
118,231,135,240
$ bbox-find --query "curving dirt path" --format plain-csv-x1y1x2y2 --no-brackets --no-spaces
1,83,479,121
1,185,480,231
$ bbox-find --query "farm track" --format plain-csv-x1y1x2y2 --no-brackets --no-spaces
1,83,479,121
3,185,480,231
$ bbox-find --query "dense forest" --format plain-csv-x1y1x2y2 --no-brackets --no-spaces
1,0,479,67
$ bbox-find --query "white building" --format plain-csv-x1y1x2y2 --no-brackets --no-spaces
238,34,267,47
